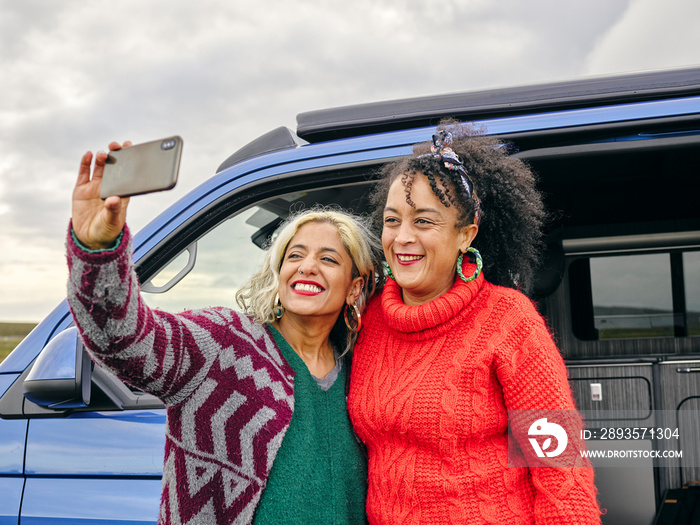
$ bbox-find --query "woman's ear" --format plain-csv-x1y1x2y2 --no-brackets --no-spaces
459,224,479,252
347,276,364,304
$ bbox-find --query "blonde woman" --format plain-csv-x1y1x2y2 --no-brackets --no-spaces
68,141,382,524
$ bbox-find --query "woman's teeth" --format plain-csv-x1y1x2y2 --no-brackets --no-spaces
294,283,323,293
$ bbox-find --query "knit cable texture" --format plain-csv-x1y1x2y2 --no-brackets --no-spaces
66,224,296,525
349,263,602,524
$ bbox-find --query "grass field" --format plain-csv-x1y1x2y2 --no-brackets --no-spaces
0,322,37,363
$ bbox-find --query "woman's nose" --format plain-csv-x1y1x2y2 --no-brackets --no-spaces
394,222,415,245
298,257,318,275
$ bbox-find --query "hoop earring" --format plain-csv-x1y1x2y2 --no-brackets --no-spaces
456,247,483,283
386,264,395,281
344,303,362,333
274,293,284,319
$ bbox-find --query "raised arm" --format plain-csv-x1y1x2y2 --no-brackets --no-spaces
67,143,220,406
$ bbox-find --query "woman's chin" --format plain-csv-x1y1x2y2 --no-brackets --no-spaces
393,268,423,288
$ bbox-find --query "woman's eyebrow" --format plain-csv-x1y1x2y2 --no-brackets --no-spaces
414,208,441,215
384,206,442,215
288,243,340,254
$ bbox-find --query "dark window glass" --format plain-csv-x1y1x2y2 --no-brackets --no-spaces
589,254,674,340
684,251,700,337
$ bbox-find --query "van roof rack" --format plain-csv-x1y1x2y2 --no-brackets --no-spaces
296,66,700,143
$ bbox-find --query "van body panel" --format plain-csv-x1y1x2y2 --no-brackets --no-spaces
25,411,165,477
0,374,18,399
0,418,26,474
0,478,23,525
20,478,162,524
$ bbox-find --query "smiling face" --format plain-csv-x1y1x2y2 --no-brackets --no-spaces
277,221,363,322
383,173,478,305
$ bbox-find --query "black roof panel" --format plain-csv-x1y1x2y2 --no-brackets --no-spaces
296,67,700,143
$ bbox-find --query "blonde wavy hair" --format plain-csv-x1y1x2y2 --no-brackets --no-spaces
236,207,384,355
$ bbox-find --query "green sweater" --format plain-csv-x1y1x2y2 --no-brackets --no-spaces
253,326,368,524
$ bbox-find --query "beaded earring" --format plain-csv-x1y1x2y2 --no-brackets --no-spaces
456,247,483,283
385,263,395,281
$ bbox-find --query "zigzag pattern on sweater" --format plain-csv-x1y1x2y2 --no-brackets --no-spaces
66,225,295,525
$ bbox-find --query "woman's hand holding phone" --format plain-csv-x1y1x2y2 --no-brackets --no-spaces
72,141,132,251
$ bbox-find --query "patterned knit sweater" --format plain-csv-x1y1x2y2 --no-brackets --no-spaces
348,262,602,524
66,225,361,524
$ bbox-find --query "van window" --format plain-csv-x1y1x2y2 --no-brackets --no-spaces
141,206,266,313
685,251,700,336
590,253,674,339
570,250,700,341
140,183,373,314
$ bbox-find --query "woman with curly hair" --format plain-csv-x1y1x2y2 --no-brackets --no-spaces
67,141,383,524
348,124,602,524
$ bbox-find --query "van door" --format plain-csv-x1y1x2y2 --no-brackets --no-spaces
20,410,165,524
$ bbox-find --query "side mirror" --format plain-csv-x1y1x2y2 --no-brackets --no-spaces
23,326,92,409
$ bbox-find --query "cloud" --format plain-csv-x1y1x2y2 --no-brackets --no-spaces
584,0,700,74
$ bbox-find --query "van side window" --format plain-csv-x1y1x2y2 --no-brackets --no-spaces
591,253,674,339
685,251,700,336
141,207,266,313
570,251,700,341
138,184,372,314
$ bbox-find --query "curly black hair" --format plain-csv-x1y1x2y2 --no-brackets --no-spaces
370,122,546,296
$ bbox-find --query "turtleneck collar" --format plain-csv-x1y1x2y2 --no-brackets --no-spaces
380,261,485,337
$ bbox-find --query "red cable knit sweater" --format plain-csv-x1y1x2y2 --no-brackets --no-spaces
348,264,601,524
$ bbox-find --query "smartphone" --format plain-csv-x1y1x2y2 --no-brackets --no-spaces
100,136,183,199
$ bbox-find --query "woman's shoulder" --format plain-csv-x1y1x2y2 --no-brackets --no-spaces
177,307,276,345
367,292,383,311
177,305,249,325
362,291,385,325
182,307,293,370
483,282,563,359
482,280,546,325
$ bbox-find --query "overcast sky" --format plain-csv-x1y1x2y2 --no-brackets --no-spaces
2,0,700,322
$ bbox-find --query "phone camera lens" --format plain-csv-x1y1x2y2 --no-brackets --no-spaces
161,139,176,151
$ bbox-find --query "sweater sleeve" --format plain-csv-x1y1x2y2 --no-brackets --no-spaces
496,296,602,525
66,222,224,406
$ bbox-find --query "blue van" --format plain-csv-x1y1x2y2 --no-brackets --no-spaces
2,67,700,524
